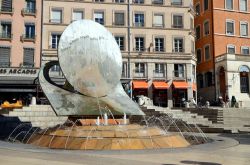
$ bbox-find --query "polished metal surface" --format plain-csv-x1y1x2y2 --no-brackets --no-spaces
39,20,144,116
58,20,122,97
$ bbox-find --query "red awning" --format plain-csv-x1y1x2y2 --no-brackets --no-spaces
192,83,197,91
172,81,189,89
132,81,148,89
152,81,169,89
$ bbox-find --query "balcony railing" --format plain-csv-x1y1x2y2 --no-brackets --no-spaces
172,48,184,53
21,34,36,42
20,62,35,68
0,7,13,13
152,0,163,4
171,1,183,6
172,24,183,28
22,8,36,16
0,33,12,40
153,70,166,79
133,69,147,78
153,23,164,27
154,48,165,52
0,62,11,67
134,47,146,52
134,0,144,4
49,19,62,24
173,71,186,80
134,22,144,27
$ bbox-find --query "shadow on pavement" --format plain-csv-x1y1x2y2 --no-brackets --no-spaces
217,133,250,145
180,160,222,165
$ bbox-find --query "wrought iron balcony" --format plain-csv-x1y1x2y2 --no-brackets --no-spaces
0,7,13,14
22,8,36,16
0,33,12,40
152,0,163,5
21,34,36,42
0,62,11,67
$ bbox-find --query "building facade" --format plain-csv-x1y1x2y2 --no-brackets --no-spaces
42,0,196,108
0,0,42,103
194,0,250,106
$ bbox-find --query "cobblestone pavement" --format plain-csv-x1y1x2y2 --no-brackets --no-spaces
0,133,249,165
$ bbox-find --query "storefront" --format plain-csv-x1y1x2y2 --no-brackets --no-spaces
152,81,169,107
172,81,188,107
132,80,148,99
0,68,41,105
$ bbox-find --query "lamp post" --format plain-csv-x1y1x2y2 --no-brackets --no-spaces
127,0,132,98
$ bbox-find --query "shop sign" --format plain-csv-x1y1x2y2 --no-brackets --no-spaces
0,68,39,77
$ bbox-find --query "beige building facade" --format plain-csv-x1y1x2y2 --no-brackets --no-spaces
0,0,42,103
42,0,196,108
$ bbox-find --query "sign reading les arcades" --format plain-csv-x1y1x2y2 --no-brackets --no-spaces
0,68,38,76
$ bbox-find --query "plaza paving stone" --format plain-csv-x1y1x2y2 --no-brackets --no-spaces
0,133,249,165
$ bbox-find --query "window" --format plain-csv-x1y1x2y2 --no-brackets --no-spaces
204,0,209,11
0,21,11,39
226,0,233,10
24,0,36,14
204,45,210,60
197,49,202,64
152,0,163,5
171,0,182,6
94,11,104,25
135,37,144,51
72,10,83,21
241,46,250,55
134,0,144,4
204,20,210,36
135,63,146,77
114,12,125,26
196,25,201,40
174,64,185,78
134,13,144,27
240,0,247,11
122,62,127,78
50,65,61,72
154,37,164,52
0,46,10,67
153,14,163,27
240,22,248,37
154,63,165,77
239,66,249,93
51,9,62,23
205,72,212,87
195,3,200,16
115,0,125,3
191,40,195,53
115,36,125,51
51,33,61,49
226,20,235,35
172,14,183,28
23,48,34,67
197,74,204,88
227,45,236,54
173,37,184,52
24,23,35,39
95,0,104,2
0,0,12,12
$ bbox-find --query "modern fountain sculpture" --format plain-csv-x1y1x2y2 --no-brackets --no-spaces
25,20,191,150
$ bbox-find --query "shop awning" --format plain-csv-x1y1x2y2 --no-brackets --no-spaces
192,83,197,91
152,81,169,89
172,81,188,89
132,81,148,89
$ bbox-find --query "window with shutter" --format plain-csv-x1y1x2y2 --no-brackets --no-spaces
153,14,163,27
226,0,233,10
227,45,235,54
226,20,234,35
240,22,248,37
205,45,210,60
240,0,247,11
23,48,34,67
1,0,12,12
173,15,183,28
73,11,83,21
0,46,10,67
114,12,124,26
51,9,62,23
241,47,250,55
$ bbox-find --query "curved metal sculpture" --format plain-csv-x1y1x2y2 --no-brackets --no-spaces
39,20,144,116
